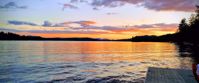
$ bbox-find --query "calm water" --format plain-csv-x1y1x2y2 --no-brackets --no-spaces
0,41,194,83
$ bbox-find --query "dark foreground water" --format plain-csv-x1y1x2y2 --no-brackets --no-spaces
0,41,194,83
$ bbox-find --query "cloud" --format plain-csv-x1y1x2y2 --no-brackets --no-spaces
42,21,53,27
106,12,118,15
120,23,178,32
41,20,96,27
8,20,55,27
0,2,27,9
70,0,79,3
90,0,143,8
7,20,177,30
0,27,111,34
70,0,88,3
121,23,178,34
71,0,143,10
58,3,78,11
73,21,96,27
71,23,178,35
40,21,70,27
8,20,96,27
132,23,178,29
8,20,37,26
6,19,178,36
143,0,197,12
71,0,198,12
93,7,99,10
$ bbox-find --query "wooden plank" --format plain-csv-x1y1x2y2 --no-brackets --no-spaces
145,67,197,83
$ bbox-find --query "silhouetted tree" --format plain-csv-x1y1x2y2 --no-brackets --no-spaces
132,6,199,43
189,6,199,29
178,18,189,33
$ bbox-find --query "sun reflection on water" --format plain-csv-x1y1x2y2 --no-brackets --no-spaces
0,41,193,83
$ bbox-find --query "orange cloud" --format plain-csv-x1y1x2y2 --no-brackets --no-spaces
73,21,96,27
80,21,96,25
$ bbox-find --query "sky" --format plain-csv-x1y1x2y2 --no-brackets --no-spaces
0,0,198,39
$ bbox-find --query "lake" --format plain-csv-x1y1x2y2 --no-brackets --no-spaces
0,41,194,83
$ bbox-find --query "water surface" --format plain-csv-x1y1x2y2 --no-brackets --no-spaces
0,41,194,83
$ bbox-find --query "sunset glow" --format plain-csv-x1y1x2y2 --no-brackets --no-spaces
0,0,197,39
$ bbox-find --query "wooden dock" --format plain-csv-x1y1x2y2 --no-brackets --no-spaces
145,67,198,83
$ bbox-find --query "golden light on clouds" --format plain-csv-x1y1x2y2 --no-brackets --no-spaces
17,25,177,39
2,19,179,39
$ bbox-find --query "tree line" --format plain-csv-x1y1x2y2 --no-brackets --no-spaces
0,31,107,41
132,6,199,43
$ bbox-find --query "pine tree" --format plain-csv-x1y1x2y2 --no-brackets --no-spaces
178,18,189,33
